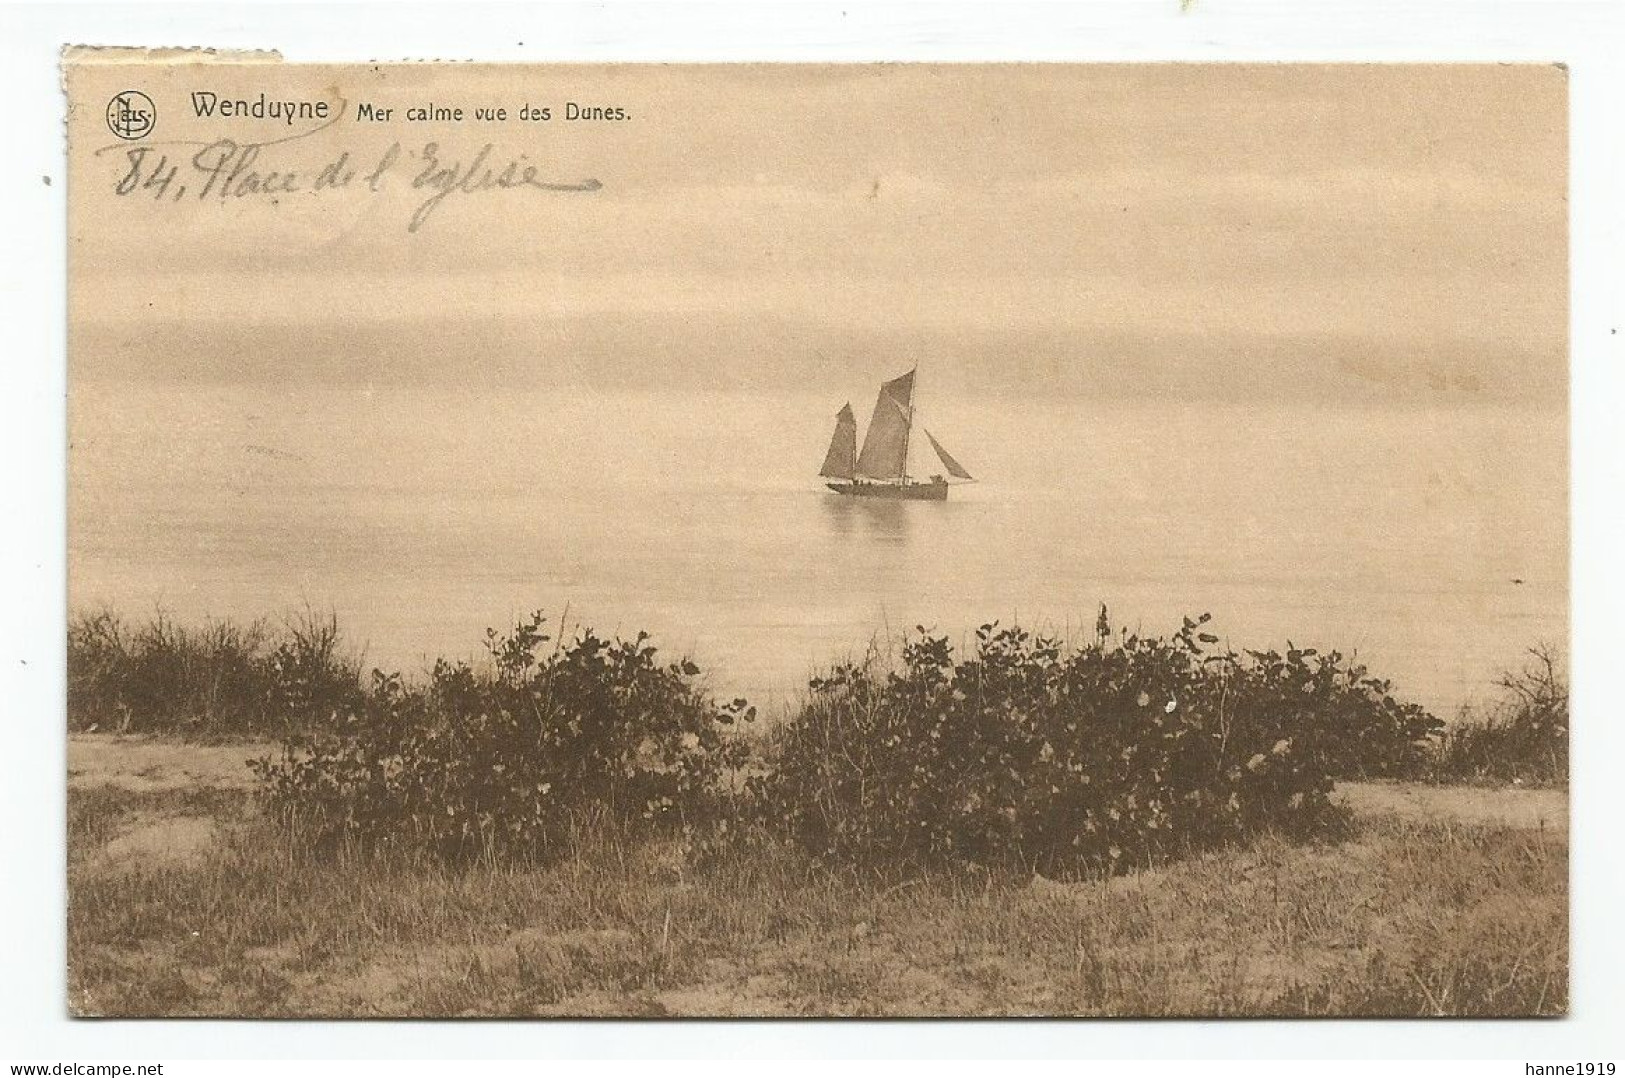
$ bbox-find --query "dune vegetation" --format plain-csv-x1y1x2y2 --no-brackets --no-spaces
65,607,1568,1016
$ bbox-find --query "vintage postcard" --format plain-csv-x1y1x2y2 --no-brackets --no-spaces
64,56,1567,1018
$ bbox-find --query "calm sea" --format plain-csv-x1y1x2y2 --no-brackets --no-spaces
69,382,1567,719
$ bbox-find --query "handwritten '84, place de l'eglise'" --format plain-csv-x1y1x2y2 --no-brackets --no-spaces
103,90,620,231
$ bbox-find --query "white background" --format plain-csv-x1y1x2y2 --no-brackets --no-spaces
1,0,1620,1063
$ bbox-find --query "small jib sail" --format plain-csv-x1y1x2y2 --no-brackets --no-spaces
855,369,915,479
819,403,858,479
924,429,973,481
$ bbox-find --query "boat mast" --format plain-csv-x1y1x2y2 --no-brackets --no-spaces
901,365,916,483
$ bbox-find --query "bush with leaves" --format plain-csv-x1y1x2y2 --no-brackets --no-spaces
758,610,1442,876
252,613,754,862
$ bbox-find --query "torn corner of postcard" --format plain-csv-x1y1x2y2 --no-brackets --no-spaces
66,51,629,239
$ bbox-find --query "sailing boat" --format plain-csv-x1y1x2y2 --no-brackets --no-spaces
819,367,974,500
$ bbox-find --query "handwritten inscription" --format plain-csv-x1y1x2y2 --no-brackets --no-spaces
109,137,602,232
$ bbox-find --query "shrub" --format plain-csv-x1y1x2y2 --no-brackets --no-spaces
251,613,754,863
66,608,362,735
1431,645,1567,786
262,611,365,728
758,610,1441,877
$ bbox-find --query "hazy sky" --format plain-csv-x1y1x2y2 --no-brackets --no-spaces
70,63,1567,404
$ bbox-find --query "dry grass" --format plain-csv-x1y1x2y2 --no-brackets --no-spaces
67,608,361,736
66,738,1565,1018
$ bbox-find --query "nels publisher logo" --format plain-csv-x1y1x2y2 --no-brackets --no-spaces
106,90,156,140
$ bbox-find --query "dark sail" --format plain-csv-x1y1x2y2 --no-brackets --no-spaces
855,369,915,479
924,429,973,480
819,403,858,479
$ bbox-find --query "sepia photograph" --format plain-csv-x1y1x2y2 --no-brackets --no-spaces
62,56,1567,1018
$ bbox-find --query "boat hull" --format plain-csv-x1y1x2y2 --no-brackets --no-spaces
826,480,949,501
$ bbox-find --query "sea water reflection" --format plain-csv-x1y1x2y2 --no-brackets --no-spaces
819,494,916,545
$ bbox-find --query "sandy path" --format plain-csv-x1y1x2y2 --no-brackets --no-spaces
68,734,268,792
1336,780,1566,831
